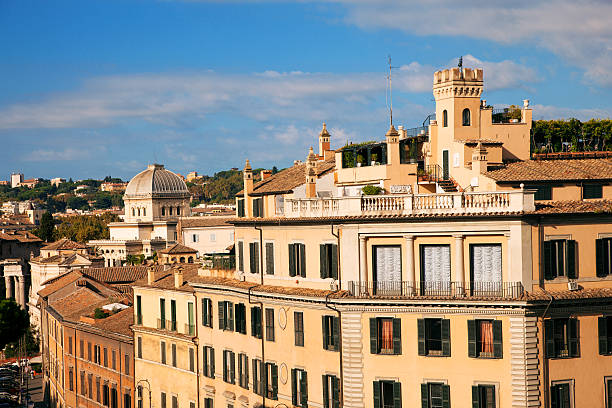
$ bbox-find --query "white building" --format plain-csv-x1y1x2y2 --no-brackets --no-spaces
179,216,234,256
10,173,23,188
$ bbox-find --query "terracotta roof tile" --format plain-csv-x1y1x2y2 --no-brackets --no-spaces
180,217,235,228
532,200,612,215
486,158,612,182
83,265,165,284
159,243,198,255
42,238,87,251
524,287,612,301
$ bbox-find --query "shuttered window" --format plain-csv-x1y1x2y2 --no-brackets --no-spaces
369,317,401,355
265,242,275,275
373,380,402,408
322,315,340,351
252,359,264,396
238,353,249,389
289,243,306,277
235,303,246,334
222,350,235,384
320,243,338,279
252,198,263,217
544,318,579,358
468,320,502,358
418,319,450,357
583,184,603,199
237,199,245,217
201,298,212,328
251,306,262,338
238,241,244,272
291,368,308,408
598,316,612,355
203,399,213,408
322,375,340,408
543,239,576,280
218,301,234,331
421,383,450,408
249,242,260,274
550,382,572,408
295,311,304,347
265,362,278,400
472,385,496,408
265,308,275,341
596,238,612,277
532,185,552,201
203,346,215,378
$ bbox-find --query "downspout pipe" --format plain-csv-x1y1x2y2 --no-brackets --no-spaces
325,223,343,408
541,289,554,408
248,285,265,408
253,222,266,407
194,292,200,408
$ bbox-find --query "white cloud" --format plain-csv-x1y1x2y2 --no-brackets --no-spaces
531,104,612,121
26,147,97,162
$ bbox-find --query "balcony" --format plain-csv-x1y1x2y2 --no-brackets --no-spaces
284,189,535,218
348,281,524,299
202,254,235,270
185,324,195,336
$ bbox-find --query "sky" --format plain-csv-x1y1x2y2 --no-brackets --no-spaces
1,0,612,181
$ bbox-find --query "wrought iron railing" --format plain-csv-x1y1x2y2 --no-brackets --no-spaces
202,254,235,270
347,281,524,299
490,107,522,124
185,324,195,336
423,164,448,181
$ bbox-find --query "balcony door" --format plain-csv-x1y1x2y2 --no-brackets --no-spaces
470,244,502,296
420,245,451,295
373,245,402,295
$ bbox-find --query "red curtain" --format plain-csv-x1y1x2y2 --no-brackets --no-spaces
381,319,393,351
480,321,494,354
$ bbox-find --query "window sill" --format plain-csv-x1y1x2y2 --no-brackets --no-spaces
425,350,448,357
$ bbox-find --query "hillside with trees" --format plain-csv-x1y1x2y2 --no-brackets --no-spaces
532,118,612,153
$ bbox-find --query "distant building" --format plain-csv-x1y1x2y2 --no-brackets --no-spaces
20,178,40,188
158,242,198,264
50,177,66,187
186,171,199,182
0,180,9,186
178,216,234,256
100,182,128,192
11,172,23,188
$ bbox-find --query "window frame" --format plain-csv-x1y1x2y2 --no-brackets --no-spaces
322,315,340,352
467,319,502,359
294,311,304,347
545,318,580,359
462,108,471,126
291,368,308,408
320,243,338,279
583,184,603,199
543,239,576,280
265,308,275,341
369,317,401,355
373,380,402,408
550,380,574,408
418,318,450,357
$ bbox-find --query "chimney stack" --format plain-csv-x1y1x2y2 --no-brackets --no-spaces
147,268,155,285
174,267,184,288
260,170,272,180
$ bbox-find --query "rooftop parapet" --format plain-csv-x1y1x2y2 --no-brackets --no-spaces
434,67,483,84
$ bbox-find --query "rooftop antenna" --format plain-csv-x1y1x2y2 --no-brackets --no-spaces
458,56,463,79
386,55,398,127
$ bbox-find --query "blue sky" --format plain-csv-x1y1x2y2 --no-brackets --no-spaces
1,0,611,180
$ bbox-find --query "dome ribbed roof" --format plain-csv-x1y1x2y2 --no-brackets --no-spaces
124,164,189,198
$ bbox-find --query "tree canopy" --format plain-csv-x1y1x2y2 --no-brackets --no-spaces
0,299,29,350
54,213,119,242
532,118,612,153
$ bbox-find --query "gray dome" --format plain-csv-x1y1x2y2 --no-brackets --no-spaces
124,164,190,199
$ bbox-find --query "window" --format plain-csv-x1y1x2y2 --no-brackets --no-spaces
136,295,142,325
252,359,264,396
249,242,260,274
420,245,451,295
233,303,246,334
223,350,236,384
80,339,84,358
171,344,177,367
137,386,143,408
462,108,470,126
80,371,86,395
68,336,72,355
323,375,340,408
531,185,552,201
373,380,401,408
187,302,195,335
203,346,215,378
238,353,249,389
160,298,166,329
472,385,496,408
543,239,576,280
265,242,275,275
189,348,195,372
192,234,199,243
322,315,339,351
93,345,100,364
470,244,502,294
370,317,401,355
137,337,142,359
103,383,110,406
201,298,213,327
88,342,92,361
252,198,263,217
291,368,308,408
112,350,116,370
218,301,234,331
545,318,579,358
294,312,304,347
320,243,338,279
599,316,612,355
96,377,101,402
468,320,502,358
204,398,213,408
596,238,612,277
251,306,262,338
237,199,245,217
238,241,244,272
373,245,402,295
210,233,216,242
421,383,450,408
68,367,74,391
418,318,451,357
161,341,167,364
265,308,275,341
442,110,448,127
124,392,132,408
104,347,108,367
172,395,178,408
111,388,118,408
125,355,130,375
606,378,612,408
289,243,306,277
170,299,177,331
265,362,278,400
550,382,572,408
583,184,603,199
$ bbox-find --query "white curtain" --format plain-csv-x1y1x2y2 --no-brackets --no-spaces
423,245,451,283
375,246,402,282
472,245,502,283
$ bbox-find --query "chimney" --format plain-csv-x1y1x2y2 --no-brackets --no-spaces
174,267,184,288
471,142,489,175
260,170,272,180
147,268,155,285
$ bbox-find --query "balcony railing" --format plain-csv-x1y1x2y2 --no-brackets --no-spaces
157,318,166,330
284,189,535,218
185,324,195,336
202,254,235,270
347,281,524,299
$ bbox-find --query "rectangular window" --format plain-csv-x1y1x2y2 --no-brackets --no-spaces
249,242,260,274
545,318,579,358
421,382,450,408
103,384,109,406
265,362,278,400
265,308,275,341
323,375,340,408
265,242,275,275
237,199,245,217
170,300,177,331
68,367,74,391
289,243,306,277
125,355,130,375
583,184,603,199
161,341,167,364
550,382,572,408
124,392,132,408
192,234,199,243
171,395,178,408
470,244,502,295
218,301,234,331
596,238,612,277
80,371,86,395
370,317,401,355
418,318,451,357
373,380,402,408
170,343,177,367
238,241,244,272
235,303,247,334
88,375,93,399
136,295,142,325
189,348,195,372
294,312,304,347
238,353,249,389
160,392,167,408
252,359,263,396
68,336,73,355
112,350,116,370
373,245,402,295
532,185,552,201
203,346,215,378
96,377,101,402
543,239,577,280
160,298,166,329
187,302,195,336
599,316,612,355
252,198,263,217
320,243,338,279
468,320,503,358
80,339,84,358
222,350,236,384
88,342,92,361
251,306,262,338
201,298,213,328
137,337,142,359
210,233,216,242
104,348,108,367
322,315,339,351
291,368,308,408
204,398,213,408
472,385,496,408
420,245,451,295
606,378,612,408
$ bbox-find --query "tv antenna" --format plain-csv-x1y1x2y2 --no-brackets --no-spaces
386,55,398,127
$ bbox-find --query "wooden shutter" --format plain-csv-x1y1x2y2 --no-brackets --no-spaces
441,319,451,357
331,376,340,408
599,317,609,355
237,200,244,217
322,376,329,408
227,302,234,331
493,320,503,358
332,316,340,350
393,318,402,355
252,359,258,395
550,385,559,408
420,384,429,408
299,370,308,406
230,352,235,384
266,242,274,275
211,348,215,377
271,364,278,399
218,301,225,330
289,244,296,276
252,199,259,217
543,241,553,280
393,381,402,408
565,240,576,279
596,239,606,277
568,318,579,357
234,304,241,333
373,381,380,408
544,319,555,358
471,386,479,408
238,354,243,387
201,299,207,326
300,243,306,277
322,316,328,350
467,320,477,358
249,242,255,273
258,199,264,218
223,351,227,382
238,241,244,272
320,244,328,278
208,300,212,328
331,244,338,280
441,384,450,408
417,319,426,356
291,369,298,406
369,318,378,354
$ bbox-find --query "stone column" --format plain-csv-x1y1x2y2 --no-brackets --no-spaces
453,234,465,295
404,235,415,294
17,276,25,308
359,236,367,294
5,276,13,299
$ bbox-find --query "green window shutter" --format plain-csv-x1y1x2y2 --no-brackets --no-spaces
300,370,308,407
543,241,553,280
234,304,240,333
250,307,256,337
237,200,244,217
252,199,259,217
238,354,243,386
373,381,381,408
300,243,307,277
266,242,274,275
238,241,244,271
332,316,340,351
258,198,263,218
568,318,579,357
322,316,328,350
599,317,609,355
441,319,451,357
441,384,450,408
417,319,426,356
370,318,378,354
322,376,329,408
272,364,278,399
252,359,257,394
471,386,479,408
467,320,477,358
218,301,225,330
291,369,298,406
493,320,503,358
393,318,402,355
596,239,609,277
420,384,429,408
245,355,249,388
201,299,206,326
544,320,555,358
565,240,576,279
393,381,402,408
289,244,296,277
230,352,235,383
550,385,558,408
228,302,234,331
331,244,338,280
320,244,328,278
223,351,227,382
254,243,260,274
332,376,340,408
211,348,215,377
249,243,255,273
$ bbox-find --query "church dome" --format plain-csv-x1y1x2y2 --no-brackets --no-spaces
124,164,190,199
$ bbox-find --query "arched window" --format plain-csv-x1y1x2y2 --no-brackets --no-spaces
180,257,185,263
188,256,193,263
132,208,135,216
169,207,173,216
137,208,141,216
462,108,471,126
443,110,448,127
176,207,181,215
161,207,166,216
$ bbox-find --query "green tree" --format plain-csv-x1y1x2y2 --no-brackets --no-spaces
54,213,119,242
67,196,90,210
0,299,29,349
36,212,55,242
